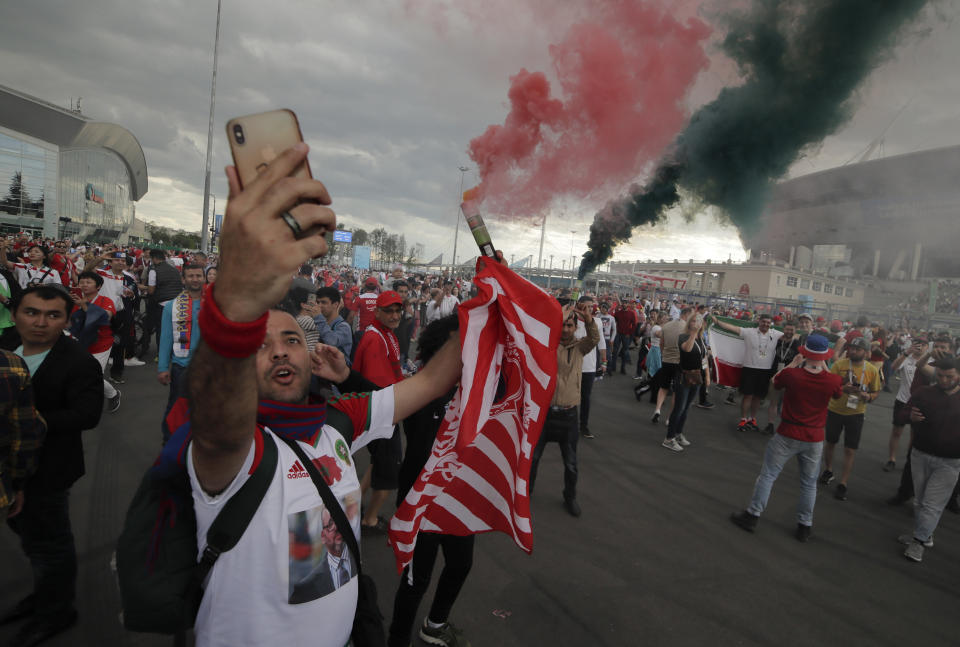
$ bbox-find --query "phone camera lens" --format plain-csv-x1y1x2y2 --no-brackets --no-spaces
233,124,245,145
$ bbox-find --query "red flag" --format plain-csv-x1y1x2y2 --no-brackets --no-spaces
388,257,560,572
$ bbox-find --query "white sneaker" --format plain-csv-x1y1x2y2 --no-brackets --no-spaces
124,357,146,367
661,438,683,452
676,433,691,447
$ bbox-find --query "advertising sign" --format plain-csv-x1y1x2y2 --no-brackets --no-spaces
333,230,353,243
214,214,223,233
353,245,371,269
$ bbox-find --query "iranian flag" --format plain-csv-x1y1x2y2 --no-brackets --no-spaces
708,326,745,387
387,257,561,573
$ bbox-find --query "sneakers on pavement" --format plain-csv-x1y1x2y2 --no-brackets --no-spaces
730,510,759,533
651,411,661,424
898,534,933,548
903,541,925,562
883,460,896,472
834,483,848,501
819,470,834,485
747,418,759,432
661,437,683,452
124,357,146,367
737,419,750,433
580,427,595,439
761,423,775,436
107,390,121,413
109,374,125,385
676,433,691,447
419,620,472,647
563,498,582,518
724,392,736,405
795,523,812,543
695,400,715,409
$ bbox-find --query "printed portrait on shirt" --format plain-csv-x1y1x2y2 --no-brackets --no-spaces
287,488,360,604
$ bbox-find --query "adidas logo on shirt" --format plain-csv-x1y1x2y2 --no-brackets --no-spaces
286,461,309,479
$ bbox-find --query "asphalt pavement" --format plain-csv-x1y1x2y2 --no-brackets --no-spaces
2,360,958,647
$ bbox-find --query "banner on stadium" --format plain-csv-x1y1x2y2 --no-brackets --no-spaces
333,229,353,243
84,183,104,204
353,245,370,269
634,272,686,289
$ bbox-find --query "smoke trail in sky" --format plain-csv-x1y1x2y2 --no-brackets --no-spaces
466,1,711,218
579,0,931,278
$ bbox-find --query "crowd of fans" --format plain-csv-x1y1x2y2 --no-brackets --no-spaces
3,225,960,646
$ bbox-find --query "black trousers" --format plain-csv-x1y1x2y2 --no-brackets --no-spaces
580,372,595,429
635,343,649,377
530,407,579,502
140,300,163,359
7,488,77,622
387,533,475,647
109,306,135,377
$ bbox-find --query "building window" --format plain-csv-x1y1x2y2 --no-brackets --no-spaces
800,278,810,289
812,281,821,292
835,286,843,295
786,276,798,287
824,284,832,293
846,288,854,297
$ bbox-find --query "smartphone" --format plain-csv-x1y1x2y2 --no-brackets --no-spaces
307,293,317,305
114,252,125,259
226,109,313,189
70,287,83,300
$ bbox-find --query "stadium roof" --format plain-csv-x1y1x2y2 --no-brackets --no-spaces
0,84,148,200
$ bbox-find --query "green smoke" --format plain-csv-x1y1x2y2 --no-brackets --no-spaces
580,0,930,278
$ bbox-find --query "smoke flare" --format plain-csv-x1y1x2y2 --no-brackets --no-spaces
579,0,931,278
468,1,711,218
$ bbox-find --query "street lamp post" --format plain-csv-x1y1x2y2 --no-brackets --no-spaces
570,230,576,287
200,0,223,254
451,166,469,272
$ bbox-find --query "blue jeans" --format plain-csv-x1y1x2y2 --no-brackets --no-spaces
667,376,699,439
747,433,823,526
611,333,632,373
911,449,960,542
6,488,77,620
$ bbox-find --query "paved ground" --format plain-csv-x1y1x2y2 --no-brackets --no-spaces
2,361,958,647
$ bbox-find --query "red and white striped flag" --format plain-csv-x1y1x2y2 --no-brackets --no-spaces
388,257,561,573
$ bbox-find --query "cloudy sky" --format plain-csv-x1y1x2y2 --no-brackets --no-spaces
1,0,957,267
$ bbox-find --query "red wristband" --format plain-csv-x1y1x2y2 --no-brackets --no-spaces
197,284,268,358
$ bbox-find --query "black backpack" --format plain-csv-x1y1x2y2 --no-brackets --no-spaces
116,428,278,634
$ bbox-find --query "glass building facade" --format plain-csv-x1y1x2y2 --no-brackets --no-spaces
0,128,58,235
0,125,135,239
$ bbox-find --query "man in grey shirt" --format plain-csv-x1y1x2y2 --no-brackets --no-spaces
652,306,692,423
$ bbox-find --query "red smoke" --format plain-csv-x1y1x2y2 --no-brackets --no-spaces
468,1,711,218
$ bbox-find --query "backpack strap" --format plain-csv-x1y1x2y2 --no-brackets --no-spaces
197,429,279,581
279,436,363,574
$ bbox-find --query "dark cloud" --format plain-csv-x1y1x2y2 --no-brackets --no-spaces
1,1,957,261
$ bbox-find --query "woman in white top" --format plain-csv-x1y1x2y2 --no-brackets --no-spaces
3,243,63,289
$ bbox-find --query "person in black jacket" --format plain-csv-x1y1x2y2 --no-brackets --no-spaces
388,314,475,647
3,285,104,646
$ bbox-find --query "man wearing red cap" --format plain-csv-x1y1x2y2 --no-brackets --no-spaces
731,335,843,542
353,290,404,531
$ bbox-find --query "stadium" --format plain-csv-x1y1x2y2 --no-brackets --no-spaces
747,144,960,281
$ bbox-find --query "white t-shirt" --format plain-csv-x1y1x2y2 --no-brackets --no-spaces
168,257,184,269
576,319,605,373
739,326,784,370
895,356,918,404
598,314,615,342
95,269,125,312
187,387,396,647
650,325,662,348
12,263,62,289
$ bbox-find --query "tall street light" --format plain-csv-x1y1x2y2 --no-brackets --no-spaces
200,0,222,253
570,229,576,286
451,166,469,272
